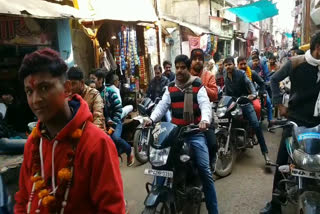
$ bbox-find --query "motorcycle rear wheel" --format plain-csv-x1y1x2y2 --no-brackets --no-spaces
133,129,148,164
214,133,235,177
143,202,171,214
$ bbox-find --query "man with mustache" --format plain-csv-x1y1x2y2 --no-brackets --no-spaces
190,49,218,170
145,55,218,214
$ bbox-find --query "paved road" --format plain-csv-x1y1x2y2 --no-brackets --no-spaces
120,123,289,214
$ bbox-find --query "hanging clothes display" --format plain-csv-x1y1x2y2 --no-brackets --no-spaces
188,36,200,50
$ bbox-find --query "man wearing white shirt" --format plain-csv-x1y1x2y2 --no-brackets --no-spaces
145,55,218,214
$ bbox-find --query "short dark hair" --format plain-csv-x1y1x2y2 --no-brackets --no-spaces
95,69,106,81
252,55,260,61
175,55,191,69
310,31,320,52
296,49,305,55
269,55,277,60
19,48,67,81
154,64,162,72
67,66,84,81
85,79,95,85
190,49,204,62
223,56,235,65
237,56,247,63
163,60,172,68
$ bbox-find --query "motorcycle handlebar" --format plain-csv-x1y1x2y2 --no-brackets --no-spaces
267,120,297,131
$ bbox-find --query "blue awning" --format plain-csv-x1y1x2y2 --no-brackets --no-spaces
227,0,279,23
285,33,293,38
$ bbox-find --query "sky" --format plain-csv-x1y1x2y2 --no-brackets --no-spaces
273,0,296,32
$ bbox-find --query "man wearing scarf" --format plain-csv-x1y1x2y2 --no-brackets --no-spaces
261,31,320,214
145,55,218,214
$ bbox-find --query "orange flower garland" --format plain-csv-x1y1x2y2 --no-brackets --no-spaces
58,168,72,182
27,126,84,214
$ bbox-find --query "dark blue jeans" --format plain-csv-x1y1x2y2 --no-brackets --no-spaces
241,104,268,154
266,93,273,121
188,134,218,214
111,123,131,157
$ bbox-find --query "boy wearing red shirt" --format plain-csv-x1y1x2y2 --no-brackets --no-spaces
14,48,125,214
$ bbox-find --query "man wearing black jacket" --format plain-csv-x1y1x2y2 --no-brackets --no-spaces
260,31,320,214
238,56,266,121
224,57,270,165
146,65,170,102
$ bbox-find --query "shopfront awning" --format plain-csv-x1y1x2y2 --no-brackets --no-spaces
0,0,85,19
161,16,212,36
227,0,279,23
78,0,158,23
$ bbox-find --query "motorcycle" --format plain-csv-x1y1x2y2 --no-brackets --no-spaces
143,123,204,214
269,120,320,213
133,97,167,164
214,96,258,177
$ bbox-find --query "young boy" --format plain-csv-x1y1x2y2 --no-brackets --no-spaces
14,48,125,214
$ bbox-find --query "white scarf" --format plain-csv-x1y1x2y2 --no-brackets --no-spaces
305,50,320,117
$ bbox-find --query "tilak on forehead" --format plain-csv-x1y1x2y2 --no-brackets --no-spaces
29,77,36,88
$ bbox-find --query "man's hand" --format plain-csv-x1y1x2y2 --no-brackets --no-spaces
199,121,209,132
278,104,288,117
107,120,115,127
143,117,153,127
247,94,256,100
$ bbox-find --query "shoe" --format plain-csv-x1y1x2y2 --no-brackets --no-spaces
127,149,135,167
260,201,281,214
263,153,271,165
268,121,275,133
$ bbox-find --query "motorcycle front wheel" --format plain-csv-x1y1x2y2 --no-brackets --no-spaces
214,132,235,177
133,129,149,164
143,202,171,214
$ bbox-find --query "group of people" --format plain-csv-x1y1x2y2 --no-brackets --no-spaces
11,29,320,214
66,66,134,167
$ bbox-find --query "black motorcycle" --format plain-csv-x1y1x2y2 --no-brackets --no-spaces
269,120,320,213
142,122,204,214
214,96,258,177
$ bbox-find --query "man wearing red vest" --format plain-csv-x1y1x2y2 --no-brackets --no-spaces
145,55,218,214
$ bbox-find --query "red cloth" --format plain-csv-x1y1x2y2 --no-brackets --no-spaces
14,95,125,214
252,99,261,120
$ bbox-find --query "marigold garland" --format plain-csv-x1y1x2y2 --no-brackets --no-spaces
31,127,40,139
71,129,82,139
38,189,49,199
58,168,72,181
27,124,85,214
42,195,56,207
34,180,45,191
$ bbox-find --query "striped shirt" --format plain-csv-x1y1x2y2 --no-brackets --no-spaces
103,87,123,128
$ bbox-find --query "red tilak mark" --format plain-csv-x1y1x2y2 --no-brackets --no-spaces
29,78,35,88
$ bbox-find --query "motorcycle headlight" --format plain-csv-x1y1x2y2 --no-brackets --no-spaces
217,107,227,118
149,147,170,167
293,149,320,172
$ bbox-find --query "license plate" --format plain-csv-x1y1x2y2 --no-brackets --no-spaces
218,118,229,123
144,169,173,178
291,168,320,180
